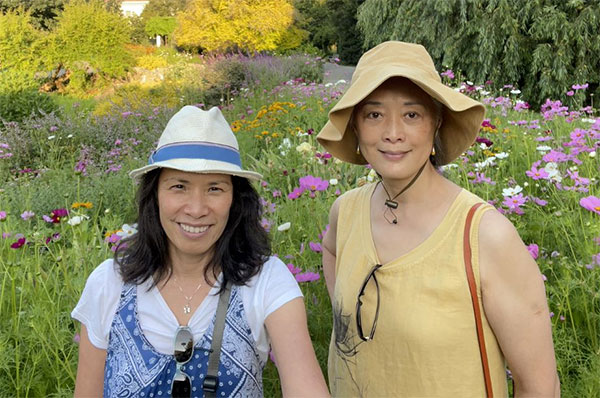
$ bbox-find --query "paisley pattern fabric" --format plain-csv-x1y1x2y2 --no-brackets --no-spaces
104,284,265,397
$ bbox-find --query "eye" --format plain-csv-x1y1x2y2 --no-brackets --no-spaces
367,111,382,119
170,184,185,190
406,112,419,119
208,186,224,193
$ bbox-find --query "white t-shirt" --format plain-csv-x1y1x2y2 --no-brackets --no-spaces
71,256,302,363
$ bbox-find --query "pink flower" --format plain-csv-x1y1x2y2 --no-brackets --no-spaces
526,243,539,260
566,90,574,96
0,211,6,221
299,175,329,192
287,263,302,274
295,271,320,283
502,193,526,214
580,196,600,215
309,241,322,253
287,187,305,200
525,165,549,180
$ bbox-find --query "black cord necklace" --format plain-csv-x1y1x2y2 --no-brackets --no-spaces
379,161,428,225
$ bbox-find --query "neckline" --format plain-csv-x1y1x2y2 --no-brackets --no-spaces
364,183,466,266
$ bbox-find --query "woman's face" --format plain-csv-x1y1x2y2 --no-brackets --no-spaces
157,168,233,266
354,78,439,182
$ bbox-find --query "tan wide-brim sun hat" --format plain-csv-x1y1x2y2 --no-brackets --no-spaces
130,106,262,180
317,41,486,165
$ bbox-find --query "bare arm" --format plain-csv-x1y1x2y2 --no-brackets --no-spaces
479,210,560,397
322,197,341,302
74,324,107,397
265,297,330,397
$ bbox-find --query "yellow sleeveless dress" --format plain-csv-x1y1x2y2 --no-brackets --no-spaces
329,183,508,397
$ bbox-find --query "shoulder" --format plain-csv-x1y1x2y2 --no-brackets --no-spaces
85,258,124,289
328,183,374,223
478,207,522,251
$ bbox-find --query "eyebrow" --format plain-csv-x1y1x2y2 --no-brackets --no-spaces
162,177,232,185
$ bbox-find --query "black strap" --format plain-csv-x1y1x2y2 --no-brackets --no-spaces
203,282,231,397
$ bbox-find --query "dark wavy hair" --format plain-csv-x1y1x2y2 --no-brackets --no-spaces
114,168,271,293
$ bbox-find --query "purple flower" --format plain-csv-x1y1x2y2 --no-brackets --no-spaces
580,196,600,215
295,271,320,283
260,218,271,232
43,215,53,223
20,211,35,220
566,91,574,97
287,187,305,200
440,69,455,79
299,175,329,192
525,165,549,180
309,241,322,253
502,193,526,214
287,263,302,274
526,243,539,260
475,137,493,147
0,211,6,221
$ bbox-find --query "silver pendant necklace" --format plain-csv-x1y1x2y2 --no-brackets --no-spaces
173,276,203,314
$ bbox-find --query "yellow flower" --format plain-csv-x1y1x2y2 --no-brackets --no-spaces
72,201,93,209
271,133,279,138
261,130,270,136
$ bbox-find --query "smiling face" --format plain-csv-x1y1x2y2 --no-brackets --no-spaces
157,168,233,267
354,77,440,183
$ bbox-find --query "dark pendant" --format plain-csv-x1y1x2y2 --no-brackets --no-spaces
385,199,398,209
392,219,398,224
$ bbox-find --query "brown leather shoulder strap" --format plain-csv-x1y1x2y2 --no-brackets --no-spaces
464,202,494,397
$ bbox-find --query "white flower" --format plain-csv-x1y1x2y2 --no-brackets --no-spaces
510,89,521,95
466,81,474,85
335,79,347,85
366,169,378,182
523,182,529,187
67,134,73,138
502,185,523,197
104,208,111,214
329,178,338,185
536,145,552,152
479,143,488,150
48,135,56,140
544,162,562,182
324,83,333,87
495,152,509,159
295,142,313,154
117,223,138,237
440,163,458,171
480,90,490,96
589,151,596,158
277,222,291,232
67,215,89,226
581,118,597,123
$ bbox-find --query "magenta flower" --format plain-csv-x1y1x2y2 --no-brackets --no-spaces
502,193,527,214
10,237,26,249
440,69,455,79
20,211,35,221
287,187,305,200
580,196,600,215
299,175,329,192
295,271,320,283
475,137,493,147
49,208,68,223
260,217,271,232
0,211,6,221
309,241,322,253
526,243,539,260
525,164,549,180
287,263,301,275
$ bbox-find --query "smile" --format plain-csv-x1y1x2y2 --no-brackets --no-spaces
179,223,209,234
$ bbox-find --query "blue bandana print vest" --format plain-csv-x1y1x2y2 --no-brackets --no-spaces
103,284,265,397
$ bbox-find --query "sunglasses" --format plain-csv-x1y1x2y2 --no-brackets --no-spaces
356,263,382,341
172,326,194,398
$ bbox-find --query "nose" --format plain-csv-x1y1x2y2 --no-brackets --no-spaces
382,112,405,143
184,191,209,219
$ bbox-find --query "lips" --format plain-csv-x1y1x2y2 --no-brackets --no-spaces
379,149,410,159
179,223,209,234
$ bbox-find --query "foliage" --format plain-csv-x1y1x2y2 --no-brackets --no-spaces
0,9,48,73
293,0,336,52
127,14,150,44
52,0,133,79
0,0,65,30
0,69,58,122
175,0,294,53
144,16,177,41
326,0,364,64
140,0,188,18
357,0,600,107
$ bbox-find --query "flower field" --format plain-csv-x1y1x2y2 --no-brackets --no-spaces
0,66,599,397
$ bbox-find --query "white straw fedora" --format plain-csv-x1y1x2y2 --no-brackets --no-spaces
129,106,262,180
317,41,486,165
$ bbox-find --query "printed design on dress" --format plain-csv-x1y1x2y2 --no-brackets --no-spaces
104,283,264,397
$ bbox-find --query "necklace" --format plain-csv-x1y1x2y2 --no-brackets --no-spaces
173,276,203,314
379,161,428,225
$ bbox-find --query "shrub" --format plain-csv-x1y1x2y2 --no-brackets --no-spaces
51,0,133,78
0,69,58,122
0,9,48,73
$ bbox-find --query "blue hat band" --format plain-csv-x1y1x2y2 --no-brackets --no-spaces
149,143,241,167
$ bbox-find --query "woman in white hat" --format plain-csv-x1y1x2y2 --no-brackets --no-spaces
318,42,559,397
72,106,329,397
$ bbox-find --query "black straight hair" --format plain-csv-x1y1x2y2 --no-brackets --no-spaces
114,168,271,293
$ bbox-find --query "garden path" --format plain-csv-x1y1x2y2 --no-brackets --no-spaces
324,63,355,84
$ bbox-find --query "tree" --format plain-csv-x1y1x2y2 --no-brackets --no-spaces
145,16,177,46
52,0,132,77
293,0,336,52
0,9,47,72
326,0,364,64
175,0,294,52
0,0,65,30
357,0,600,107
141,0,188,18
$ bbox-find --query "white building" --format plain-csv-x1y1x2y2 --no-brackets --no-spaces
120,1,150,17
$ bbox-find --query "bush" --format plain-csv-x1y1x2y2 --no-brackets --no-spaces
51,0,133,78
0,9,48,73
0,69,58,122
